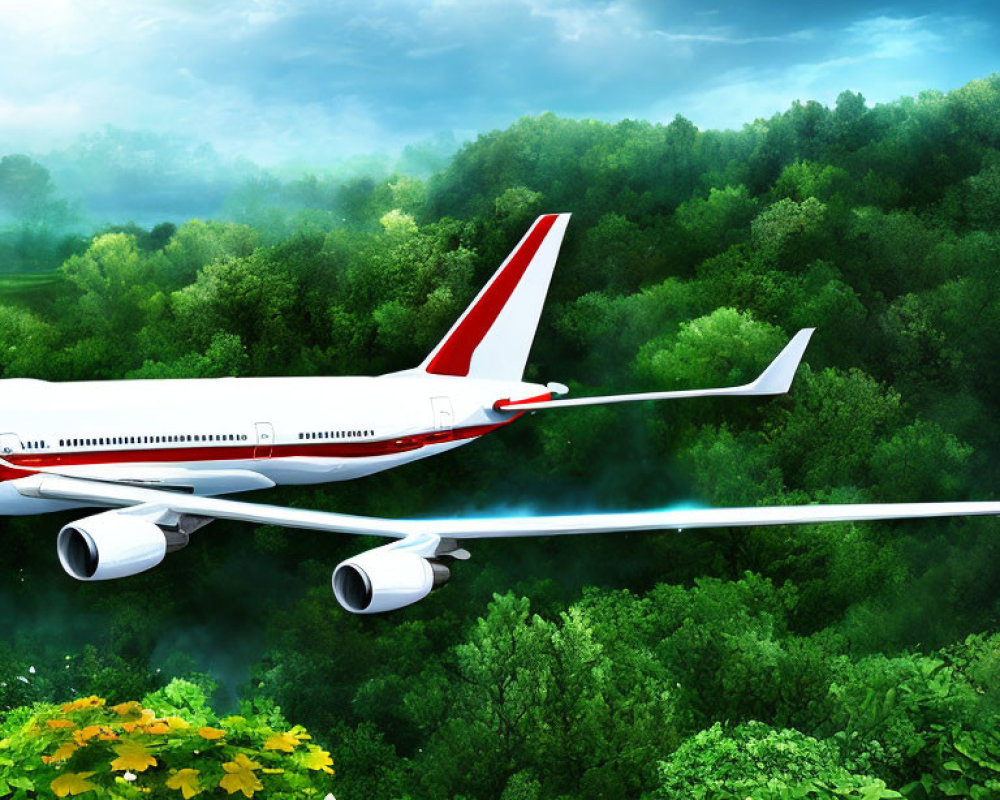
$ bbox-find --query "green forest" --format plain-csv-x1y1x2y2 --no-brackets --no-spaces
2,75,1000,799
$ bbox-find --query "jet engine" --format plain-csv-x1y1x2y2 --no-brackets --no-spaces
57,510,170,581
332,549,451,614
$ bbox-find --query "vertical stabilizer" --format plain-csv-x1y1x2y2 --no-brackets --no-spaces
419,213,571,380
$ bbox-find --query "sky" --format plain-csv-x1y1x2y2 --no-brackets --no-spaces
0,0,997,167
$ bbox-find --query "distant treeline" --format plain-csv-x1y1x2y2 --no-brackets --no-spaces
0,127,461,272
2,76,1000,799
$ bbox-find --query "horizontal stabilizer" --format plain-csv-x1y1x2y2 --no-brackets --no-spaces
495,328,815,412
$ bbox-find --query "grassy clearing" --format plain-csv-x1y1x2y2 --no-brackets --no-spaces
0,271,65,310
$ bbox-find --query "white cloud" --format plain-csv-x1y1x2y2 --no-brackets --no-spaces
652,28,815,45
846,15,945,59
525,0,643,42
669,13,992,130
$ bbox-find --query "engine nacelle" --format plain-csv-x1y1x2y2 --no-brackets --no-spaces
332,549,450,614
57,510,167,581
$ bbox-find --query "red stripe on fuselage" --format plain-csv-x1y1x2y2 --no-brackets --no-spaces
425,214,559,377
0,419,520,484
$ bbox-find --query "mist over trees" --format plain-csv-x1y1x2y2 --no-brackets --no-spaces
3,75,1000,797
0,127,462,246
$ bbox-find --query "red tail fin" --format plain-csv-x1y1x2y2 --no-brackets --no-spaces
420,213,571,380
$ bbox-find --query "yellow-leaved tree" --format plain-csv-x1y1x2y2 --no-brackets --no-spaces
0,679,334,798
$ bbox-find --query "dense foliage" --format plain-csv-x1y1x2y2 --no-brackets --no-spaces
2,75,1000,798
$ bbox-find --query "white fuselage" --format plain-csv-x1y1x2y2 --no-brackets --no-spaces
0,374,548,515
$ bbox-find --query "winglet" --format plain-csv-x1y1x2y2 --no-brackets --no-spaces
745,328,815,395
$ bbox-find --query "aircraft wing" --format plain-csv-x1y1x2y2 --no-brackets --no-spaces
17,474,416,538
17,473,1000,539
495,328,815,411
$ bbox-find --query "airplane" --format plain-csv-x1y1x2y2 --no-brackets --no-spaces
2,212,1000,614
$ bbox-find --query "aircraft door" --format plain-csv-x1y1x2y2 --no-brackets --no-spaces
0,434,19,457
253,422,274,459
430,397,453,441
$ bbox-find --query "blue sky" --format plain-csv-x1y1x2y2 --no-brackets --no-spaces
0,0,997,166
